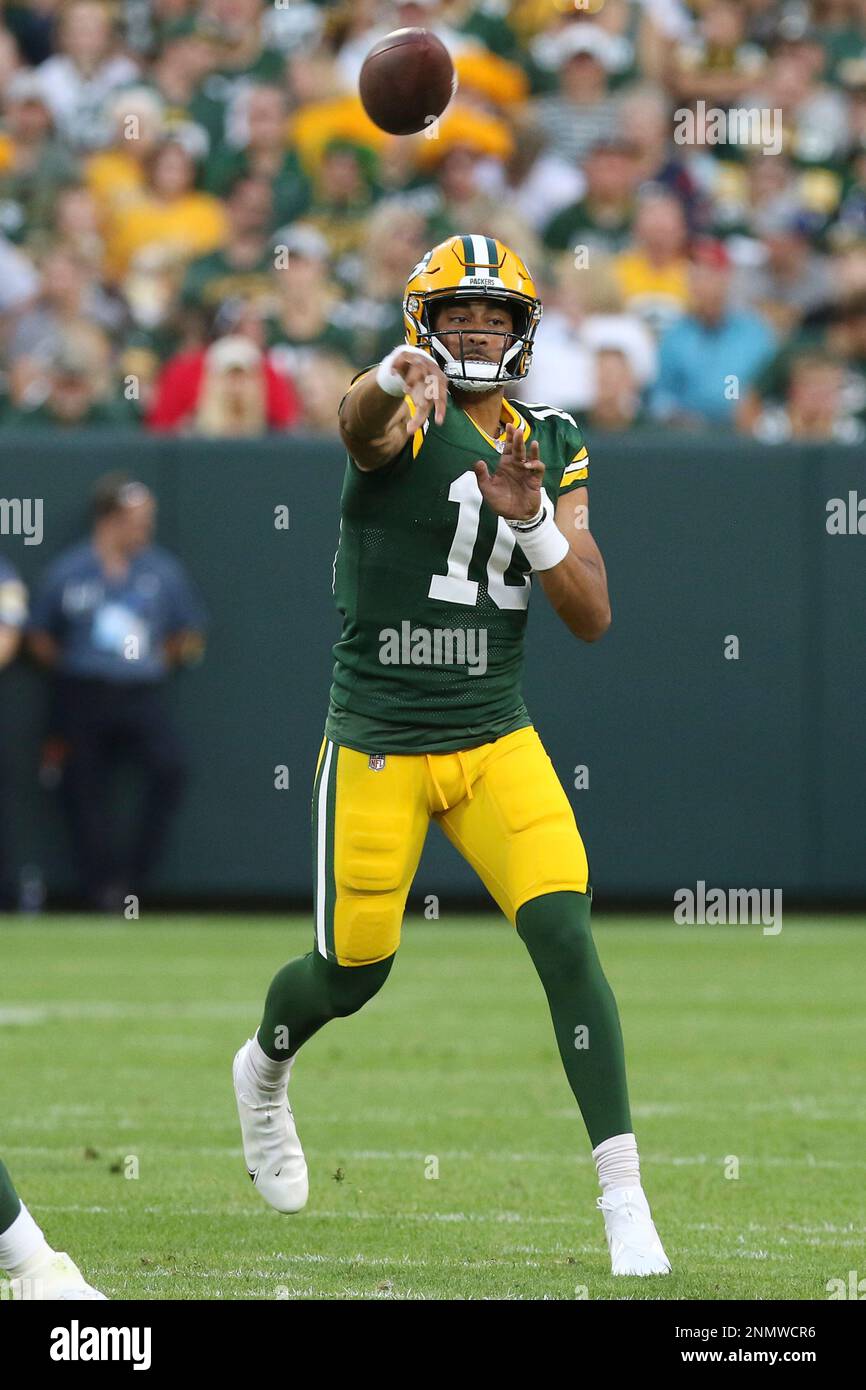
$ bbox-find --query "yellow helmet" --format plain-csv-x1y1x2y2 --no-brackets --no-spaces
403,234,542,392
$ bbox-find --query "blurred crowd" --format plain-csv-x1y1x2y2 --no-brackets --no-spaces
1,0,866,441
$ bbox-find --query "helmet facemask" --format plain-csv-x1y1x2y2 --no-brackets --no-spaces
407,291,541,393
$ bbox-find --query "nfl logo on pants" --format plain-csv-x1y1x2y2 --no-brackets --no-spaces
368,753,386,771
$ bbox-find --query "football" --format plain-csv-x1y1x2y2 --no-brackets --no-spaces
359,27,457,136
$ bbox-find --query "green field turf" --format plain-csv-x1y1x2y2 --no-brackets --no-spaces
2,914,864,1301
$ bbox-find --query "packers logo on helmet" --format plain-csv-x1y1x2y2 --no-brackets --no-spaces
403,234,542,392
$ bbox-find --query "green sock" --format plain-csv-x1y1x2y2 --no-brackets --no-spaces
258,949,395,1060
0,1160,22,1234
517,891,632,1149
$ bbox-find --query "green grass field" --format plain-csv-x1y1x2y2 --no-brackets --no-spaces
2,915,864,1300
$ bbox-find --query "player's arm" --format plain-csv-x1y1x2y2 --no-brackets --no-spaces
539,487,611,643
474,423,610,643
338,350,448,472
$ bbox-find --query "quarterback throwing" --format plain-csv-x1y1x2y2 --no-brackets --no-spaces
233,234,670,1277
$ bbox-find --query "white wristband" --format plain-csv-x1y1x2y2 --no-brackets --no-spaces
507,492,569,572
375,345,432,397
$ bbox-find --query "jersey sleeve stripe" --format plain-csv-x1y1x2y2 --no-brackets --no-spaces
560,465,589,489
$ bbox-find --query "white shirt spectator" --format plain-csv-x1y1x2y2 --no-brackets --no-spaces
0,236,39,313
634,0,696,42
476,154,585,235
36,51,139,151
522,309,658,412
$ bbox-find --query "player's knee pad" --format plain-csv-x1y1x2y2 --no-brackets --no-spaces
334,895,405,965
332,813,414,964
313,949,395,1018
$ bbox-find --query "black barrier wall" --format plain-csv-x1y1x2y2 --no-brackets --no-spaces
1,430,864,904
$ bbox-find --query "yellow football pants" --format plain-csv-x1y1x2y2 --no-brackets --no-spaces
312,725,589,966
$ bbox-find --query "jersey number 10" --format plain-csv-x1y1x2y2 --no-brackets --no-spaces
428,471,530,612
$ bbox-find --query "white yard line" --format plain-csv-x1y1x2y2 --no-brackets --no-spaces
6,1143,866,1170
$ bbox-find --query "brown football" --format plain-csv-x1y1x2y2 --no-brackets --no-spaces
359,28,456,137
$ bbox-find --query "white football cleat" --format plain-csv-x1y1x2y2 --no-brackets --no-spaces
597,1186,671,1276
7,1251,107,1300
232,1038,309,1214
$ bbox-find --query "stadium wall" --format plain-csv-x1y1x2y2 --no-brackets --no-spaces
3,430,864,906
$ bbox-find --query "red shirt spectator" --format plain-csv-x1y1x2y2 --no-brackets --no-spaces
146,344,300,433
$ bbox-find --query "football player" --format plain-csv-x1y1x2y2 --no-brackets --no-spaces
234,234,670,1276
0,1158,105,1299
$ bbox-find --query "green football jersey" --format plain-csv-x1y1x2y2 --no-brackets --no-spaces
325,378,590,754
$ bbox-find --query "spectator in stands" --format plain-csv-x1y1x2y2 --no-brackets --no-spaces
332,201,430,366
35,0,139,151
4,333,126,428
730,150,817,242
266,223,354,380
147,318,299,433
523,254,657,414
751,350,865,443
85,86,166,221
49,184,104,271
292,349,355,433
0,23,22,94
421,141,541,270
188,0,286,148
739,290,866,432
1,1,55,68
203,83,311,228
613,191,692,333
26,472,207,911
148,19,218,116
651,238,776,428
0,231,39,319
542,138,640,257
751,26,850,167
6,247,124,407
615,83,705,229
192,334,270,437
587,347,648,433
742,208,835,335
830,247,866,304
104,136,227,283
0,70,79,244
181,176,275,318
835,145,866,244
0,554,27,909
529,24,623,166
478,110,584,235
671,0,768,106
303,138,382,265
